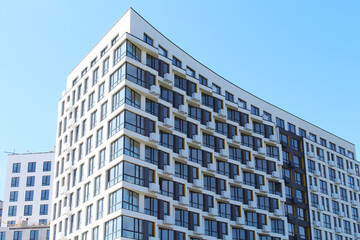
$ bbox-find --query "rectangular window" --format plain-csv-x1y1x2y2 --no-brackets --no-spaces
24,205,33,216
103,57,109,76
199,75,207,86
276,117,284,128
42,176,50,186
225,91,234,102
8,206,17,216
11,177,19,187
158,45,167,57
104,215,154,240
9,191,18,202
26,176,35,187
13,231,22,240
99,148,106,169
186,66,195,77
144,33,153,45
108,188,139,213
212,83,220,94
96,198,104,219
43,161,51,171
96,128,103,147
85,204,93,225
94,175,101,196
251,105,259,116
12,163,21,173
172,57,182,68
205,219,227,238
30,230,39,240
112,87,140,112
28,162,36,172
288,123,296,133
101,101,107,121
40,204,48,215
41,190,49,200
25,190,34,201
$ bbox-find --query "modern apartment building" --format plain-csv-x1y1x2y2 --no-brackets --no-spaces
1,152,54,239
52,8,358,240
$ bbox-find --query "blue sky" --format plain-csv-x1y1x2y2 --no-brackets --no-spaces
0,0,359,199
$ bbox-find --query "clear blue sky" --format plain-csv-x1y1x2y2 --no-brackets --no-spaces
0,0,359,199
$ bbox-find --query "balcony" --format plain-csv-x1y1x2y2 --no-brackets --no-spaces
236,217,245,226
244,123,252,132
149,183,160,193
191,135,201,145
260,185,267,193
348,168,355,175
192,179,202,188
262,225,271,233
234,175,242,184
190,92,201,103
313,221,321,228
328,160,336,167
163,118,173,128
246,160,255,169
206,121,215,131
163,73,173,85
216,109,227,118
178,149,187,159
269,135,277,143
194,226,203,235
179,196,188,206
219,149,228,158
232,135,241,145
177,105,187,115
163,215,174,225
149,85,160,96
163,165,174,175
207,163,216,172
331,193,339,199
149,132,159,143
248,201,257,209
220,191,230,200
274,209,283,216
208,208,218,217
307,152,315,159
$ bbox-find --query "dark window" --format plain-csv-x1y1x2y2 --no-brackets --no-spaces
227,108,249,127
204,219,227,238
225,91,234,102
229,146,250,164
28,162,36,172
174,75,197,96
202,93,223,113
288,123,296,133
188,105,211,125
145,146,169,168
251,105,259,116
199,75,207,86
186,66,195,77
158,45,167,57
12,163,21,173
299,128,306,137
276,117,284,128
144,33,153,45
172,57,182,68
43,161,51,172
160,131,184,153
189,147,212,166
212,83,220,94
203,133,224,152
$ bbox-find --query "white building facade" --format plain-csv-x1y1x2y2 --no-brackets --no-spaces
1,152,54,239
51,8,358,240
